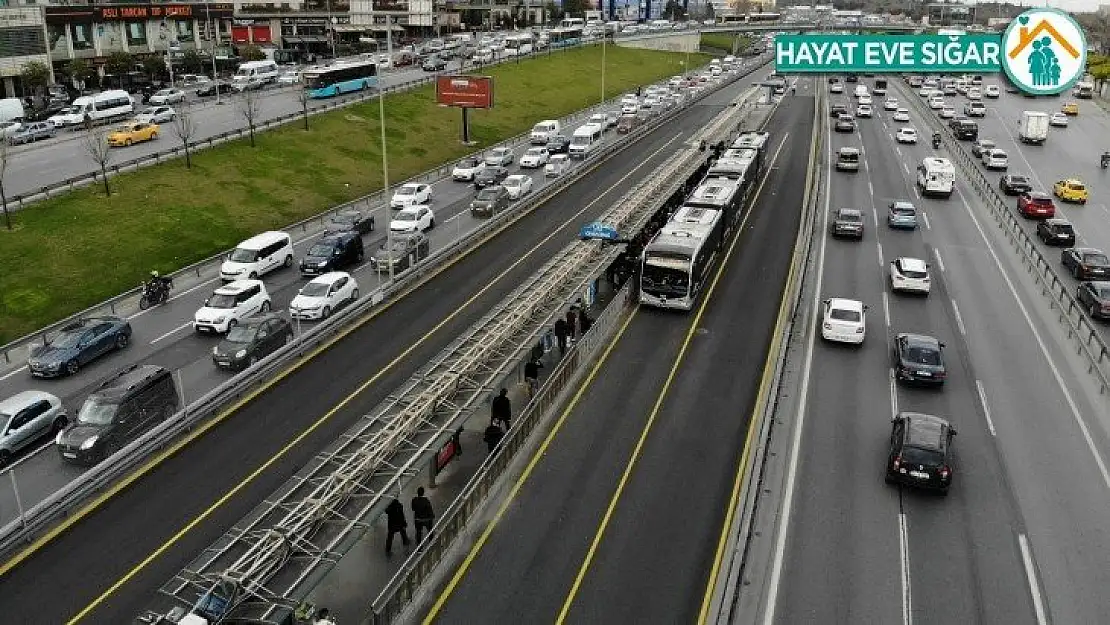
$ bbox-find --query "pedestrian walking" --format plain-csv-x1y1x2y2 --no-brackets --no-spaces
314,608,337,625
411,487,435,543
578,307,592,336
491,388,512,430
484,422,504,454
553,317,568,355
384,498,410,556
524,358,542,398
565,308,578,341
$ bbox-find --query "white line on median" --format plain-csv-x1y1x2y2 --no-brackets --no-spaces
974,379,997,436
882,291,891,328
1018,534,1049,625
933,248,946,273
877,241,885,266
149,321,193,345
889,367,899,416
899,513,914,625
0,367,26,382
951,298,967,335
920,210,931,231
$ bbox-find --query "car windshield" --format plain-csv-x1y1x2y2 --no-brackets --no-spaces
51,330,86,349
206,293,238,309
397,187,415,195
504,178,520,187
892,204,915,215
1069,183,1085,190
477,189,499,200
905,345,941,366
1010,176,1028,184
301,282,331,297
1031,197,1053,205
139,108,156,115
156,89,171,96
225,325,257,342
1084,253,1109,265
902,445,942,466
76,397,119,426
228,248,258,263
309,243,337,256
838,211,862,222
331,213,357,225
526,148,544,156
396,212,418,221
458,158,478,168
829,308,861,322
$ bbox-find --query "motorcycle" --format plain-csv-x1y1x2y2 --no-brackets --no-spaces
139,277,172,309
1101,152,1109,169
932,135,942,149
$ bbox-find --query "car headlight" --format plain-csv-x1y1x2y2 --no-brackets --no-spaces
214,315,227,323
318,261,328,268
80,435,99,450
235,349,247,359
212,346,219,356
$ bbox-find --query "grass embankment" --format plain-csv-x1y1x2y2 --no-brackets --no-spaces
700,33,737,53
0,45,708,343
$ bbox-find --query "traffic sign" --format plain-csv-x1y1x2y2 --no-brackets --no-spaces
579,221,620,241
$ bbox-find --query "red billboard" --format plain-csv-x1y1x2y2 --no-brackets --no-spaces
435,75,494,109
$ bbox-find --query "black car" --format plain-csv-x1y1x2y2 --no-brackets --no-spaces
999,174,1033,195
829,208,864,239
834,115,855,133
1036,218,1076,246
1062,247,1110,281
55,365,178,465
28,316,132,378
422,55,447,71
546,135,571,154
196,81,234,97
370,232,431,274
324,209,375,236
1077,281,1110,320
885,412,957,494
470,185,511,217
970,139,995,158
951,120,978,140
892,333,947,386
212,313,294,371
845,74,858,83
473,165,509,189
299,232,364,276
830,103,849,118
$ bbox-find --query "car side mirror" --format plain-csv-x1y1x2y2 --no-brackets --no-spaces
863,305,870,311
939,342,947,348
949,428,958,436
890,414,899,423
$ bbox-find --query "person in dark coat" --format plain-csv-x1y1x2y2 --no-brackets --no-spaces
565,308,578,341
411,487,435,543
384,497,410,556
524,358,542,398
491,388,511,430
484,422,504,454
553,317,568,355
578,307,592,336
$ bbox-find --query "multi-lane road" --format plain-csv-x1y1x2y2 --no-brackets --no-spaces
764,79,1110,625
423,85,813,624
0,69,769,625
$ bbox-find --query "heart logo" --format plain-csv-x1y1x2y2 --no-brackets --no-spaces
1019,16,1030,25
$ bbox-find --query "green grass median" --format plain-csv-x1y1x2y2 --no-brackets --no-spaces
700,33,736,53
0,45,708,344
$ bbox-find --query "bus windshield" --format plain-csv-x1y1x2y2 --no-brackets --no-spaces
641,259,690,298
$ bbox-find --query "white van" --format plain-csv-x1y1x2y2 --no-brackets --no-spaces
854,84,869,99
232,60,280,87
219,231,295,281
48,90,134,127
916,157,955,198
568,123,602,159
530,119,562,145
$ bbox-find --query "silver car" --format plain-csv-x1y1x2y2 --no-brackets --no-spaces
8,121,56,145
0,390,67,466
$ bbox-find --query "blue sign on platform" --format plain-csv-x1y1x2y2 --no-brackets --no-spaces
579,221,620,242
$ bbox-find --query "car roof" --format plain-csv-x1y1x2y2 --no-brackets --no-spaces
397,205,428,214
505,174,527,181
318,231,355,243
215,279,264,294
1074,247,1105,255
827,297,863,312
1043,218,1071,227
1061,178,1083,184
837,208,862,216
838,147,859,154
93,364,170,400
400,182,424,188
307,271,351,286
897,257,928,272
899,412,951,450
1028,191,1051,199
898,333,941,349
238,230,289,249
891,200,915,209
0,390,59,413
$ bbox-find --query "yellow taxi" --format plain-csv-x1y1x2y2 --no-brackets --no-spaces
1062,102,1079,115
107,121,159,147
1054,178,1088,204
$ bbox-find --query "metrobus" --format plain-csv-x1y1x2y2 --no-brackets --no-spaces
640,206,725,311
718,12,781,24
560,17,585,28
503,33,536,56
547,27,584,48
302,60,378,98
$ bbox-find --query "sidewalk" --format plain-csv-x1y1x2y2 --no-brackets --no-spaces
299,275,621,623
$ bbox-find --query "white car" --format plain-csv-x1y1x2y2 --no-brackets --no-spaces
503,174,534,200
277,70,301,85
520,146,549,168
929,97,945,110
0,120,22,139
545,153,570,177
485,147,515,167
893,108,910,122
194,280,271,335
134,106,176,124
939,106,956,119
289,272,359,320
621,103,639,115
390,182,432,208
890,257,931,295
858,94,872,105
967,87,982,100
451,157,486,181
883,98,899,111
820,297,867,345
856,104,873,118
984,84,1000,98
895,127,918,144
149,88,186,105
1049,112,1069,127
389,205,435,233
982,148,1008,170
621,94,639,106
830,82,844,93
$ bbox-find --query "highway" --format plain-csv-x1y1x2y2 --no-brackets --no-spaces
5,61,462,198
423,87,812,623
0,72,767,625
767,80,1110,625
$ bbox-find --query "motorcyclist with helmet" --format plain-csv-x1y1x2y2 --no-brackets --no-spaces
932,132,942,149
141,270,172,308
1101,151,1110,169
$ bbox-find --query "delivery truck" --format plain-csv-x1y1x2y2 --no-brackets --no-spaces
1018,111,1049,145
1074,79,1095,99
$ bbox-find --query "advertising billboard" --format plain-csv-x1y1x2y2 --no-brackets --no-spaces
435,75,495,109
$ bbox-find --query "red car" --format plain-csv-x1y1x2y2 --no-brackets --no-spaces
1017,191,1056,219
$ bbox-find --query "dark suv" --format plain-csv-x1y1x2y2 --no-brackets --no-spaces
999,174,1032,195
370,232,431,274
892,333,947,386
55,365,179,464
1036,218,1076,246
829,208,864,239
470,185,511,218
324,209,375,236
885,412,957,495
1061,247,1110,281
212,313,294,371
300,232,363,276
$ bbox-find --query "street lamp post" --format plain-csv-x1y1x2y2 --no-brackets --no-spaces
206,2,222,105
600,29,607,104
325,0,338,58
379,17,394,282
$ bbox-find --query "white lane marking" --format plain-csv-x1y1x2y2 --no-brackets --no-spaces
933,248,946,273
951,298,967,335
889,367,899,415
902,162,910,175
975,379,997,436
762,99,832,625
956,188,1110,492
882,291,892,328
149,321,193,345
0,367,26,382
872,207,879,229
899,513,914,625
920,210,931,230
868,179,875,196
1019,534,1049,625
877,241,885,266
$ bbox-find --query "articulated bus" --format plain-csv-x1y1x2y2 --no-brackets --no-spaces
547,27,584,49
717,12,781,24
639,206,725,311
303,60,378,98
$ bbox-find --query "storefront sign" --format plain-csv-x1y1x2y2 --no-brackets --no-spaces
47,3,233,23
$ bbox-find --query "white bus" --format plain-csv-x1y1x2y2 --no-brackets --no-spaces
232,60,280,87
640,206,725,311
48,90,134,127
560,17,585,28
503,34,535,56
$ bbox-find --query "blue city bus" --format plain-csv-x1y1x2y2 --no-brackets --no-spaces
547,27,583,49
303,60,378,98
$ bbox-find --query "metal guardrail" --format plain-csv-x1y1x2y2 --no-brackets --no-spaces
0,57,768,564
895,80,1110,394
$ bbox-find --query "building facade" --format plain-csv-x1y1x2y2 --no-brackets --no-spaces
0,7,52,98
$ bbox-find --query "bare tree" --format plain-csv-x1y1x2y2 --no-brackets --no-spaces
239,87,261,147
295,84,310,131
83,128,113,196
172,108,199,168
0,139,11,230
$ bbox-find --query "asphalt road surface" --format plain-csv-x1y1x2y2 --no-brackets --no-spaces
5,62,461,198
425,93,811,624
0,74,766,625
769,79,1110,625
